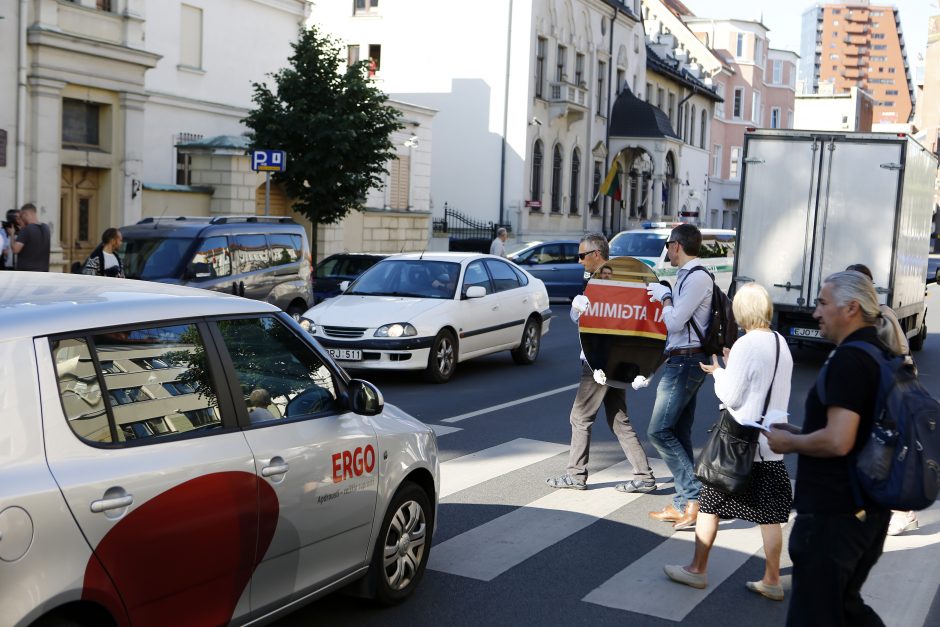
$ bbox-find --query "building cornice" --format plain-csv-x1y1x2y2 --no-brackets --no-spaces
27,25,161,70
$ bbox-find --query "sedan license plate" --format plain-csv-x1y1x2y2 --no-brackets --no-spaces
329,348,362,361
791,327,821,339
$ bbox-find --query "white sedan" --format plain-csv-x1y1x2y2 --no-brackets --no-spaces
300,252,552,383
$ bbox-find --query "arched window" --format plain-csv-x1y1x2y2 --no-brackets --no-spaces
591,161,602,215
551,144,563,212
531,140,543,206
689,105,697,146
569,148,581,214
700,109,708,148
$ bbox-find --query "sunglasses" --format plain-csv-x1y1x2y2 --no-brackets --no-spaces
578,250,598,260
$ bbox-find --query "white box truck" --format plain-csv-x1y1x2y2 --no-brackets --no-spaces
732,130,938,349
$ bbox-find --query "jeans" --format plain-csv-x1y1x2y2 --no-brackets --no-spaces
787,510,891,627
646,353,708,512
567,361,653,482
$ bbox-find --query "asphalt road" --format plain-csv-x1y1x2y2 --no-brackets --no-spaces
276,289,940,626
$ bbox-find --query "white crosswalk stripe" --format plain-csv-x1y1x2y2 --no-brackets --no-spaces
438,438,568,499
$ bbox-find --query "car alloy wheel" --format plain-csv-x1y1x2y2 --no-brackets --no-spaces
425,330,456,383
369,482,432,604
511,317,541,365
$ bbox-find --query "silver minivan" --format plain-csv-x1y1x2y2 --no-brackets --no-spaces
0,272,438,627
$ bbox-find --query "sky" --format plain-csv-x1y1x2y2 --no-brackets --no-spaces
681,1,934,65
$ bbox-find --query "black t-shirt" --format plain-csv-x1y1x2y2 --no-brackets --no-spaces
793,326,891,514
15,222,51,271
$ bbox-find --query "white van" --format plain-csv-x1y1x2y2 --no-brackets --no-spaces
609,225,736,292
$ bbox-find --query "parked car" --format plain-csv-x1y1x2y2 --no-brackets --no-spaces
609,225,736,292
508,239,583,299
120,215,313,319
314,252,387,304
300,252,552,383
928,254,940,285
0,272,438,627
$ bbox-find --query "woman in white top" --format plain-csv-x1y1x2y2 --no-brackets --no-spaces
664,282,794,601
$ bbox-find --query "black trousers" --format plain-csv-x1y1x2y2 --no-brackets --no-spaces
787,509,891,627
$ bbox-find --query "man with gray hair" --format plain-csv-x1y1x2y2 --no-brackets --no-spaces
546,233,656,492
490,227,508,257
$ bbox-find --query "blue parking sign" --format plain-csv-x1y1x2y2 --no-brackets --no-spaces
251,150,287,172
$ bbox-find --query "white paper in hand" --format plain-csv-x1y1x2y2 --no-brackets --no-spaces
741,409,789,433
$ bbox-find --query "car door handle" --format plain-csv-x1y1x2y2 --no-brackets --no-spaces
90,494,134,513
261,460,290,477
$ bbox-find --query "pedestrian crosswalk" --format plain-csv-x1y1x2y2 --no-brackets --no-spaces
428,437,939,626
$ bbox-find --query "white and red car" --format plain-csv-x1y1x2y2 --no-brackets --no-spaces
0,272,439,627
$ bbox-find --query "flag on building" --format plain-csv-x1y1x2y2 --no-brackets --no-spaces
598,162,622,201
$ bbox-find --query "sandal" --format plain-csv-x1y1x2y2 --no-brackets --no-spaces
545,474,586,490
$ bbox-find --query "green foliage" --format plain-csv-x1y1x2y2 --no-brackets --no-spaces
244,26,403,238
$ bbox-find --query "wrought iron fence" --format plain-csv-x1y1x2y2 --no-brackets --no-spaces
432,203,512,253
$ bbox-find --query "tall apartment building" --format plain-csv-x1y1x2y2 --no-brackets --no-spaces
798,2,913,124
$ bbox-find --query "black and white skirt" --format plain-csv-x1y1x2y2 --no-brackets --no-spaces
699,460,792,525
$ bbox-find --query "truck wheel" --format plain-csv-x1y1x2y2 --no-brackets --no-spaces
368,482,432,605
910,324,926,352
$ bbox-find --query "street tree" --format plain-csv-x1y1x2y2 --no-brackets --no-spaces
244,26,402,261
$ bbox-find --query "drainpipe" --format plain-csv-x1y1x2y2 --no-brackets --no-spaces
603,7,615,236
15,0,28,208
498,0,513,227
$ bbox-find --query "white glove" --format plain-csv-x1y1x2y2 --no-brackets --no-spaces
572,294,590,314
631,375,650,390
646,283,672,303
593,369,607,385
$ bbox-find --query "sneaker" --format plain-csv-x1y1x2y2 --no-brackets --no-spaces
545,474,586,490
887,510,918,536
615,478,656,493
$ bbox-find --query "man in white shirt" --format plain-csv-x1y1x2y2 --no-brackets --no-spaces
645,224,713,530
490,227,508,257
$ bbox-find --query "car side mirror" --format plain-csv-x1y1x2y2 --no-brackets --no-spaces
465,285,486,299
339,280,351,292
347,379,384,416
185,262,212,280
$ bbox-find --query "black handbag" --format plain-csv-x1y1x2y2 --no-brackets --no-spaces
694,332,781,495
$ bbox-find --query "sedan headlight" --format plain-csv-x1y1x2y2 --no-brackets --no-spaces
299,317,317,335
374,323,417,338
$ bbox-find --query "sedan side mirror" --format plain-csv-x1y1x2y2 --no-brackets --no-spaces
465,285,486,299
347,379,384,416
339,280,351,292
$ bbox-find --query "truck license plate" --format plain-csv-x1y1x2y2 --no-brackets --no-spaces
791,327,821,338
329,348,362,361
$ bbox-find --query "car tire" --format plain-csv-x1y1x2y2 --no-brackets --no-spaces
511,316,541,365
287,302,307,322
425,330,457,383
368,482,433,606
911,323,926,352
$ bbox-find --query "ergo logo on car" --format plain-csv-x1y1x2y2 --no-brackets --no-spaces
332,445,376,483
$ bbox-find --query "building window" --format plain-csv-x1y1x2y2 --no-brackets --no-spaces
736,33,744,57
770,107,781,129
551,144,563,213
535,37,546,98
347,45,360,67
556,45,566,82
569,148,581,214
733,88,743,119
668,92,676,128
754,39,762,65
888,67,896,73
597,60,607,114
712,145,722,177
752,91,761,124
591,162,601,215
657,87,665,110
689,105,697,145
354,0,379,15
96,0,112,10
730,146,741,179
175,132,202,185
715,84,725,118
389,155,410,210
773,60,783,84
616,68,625,94
62,99,101,147
700,109,708,148
886,89,899,95
873,44,888,50
531,140,543,205
575,53,585,86
180,4,203,70
646,82,653,102
368,44,381,75
872,33,886,40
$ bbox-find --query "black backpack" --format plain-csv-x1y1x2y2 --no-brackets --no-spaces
817,341,940,511
679,266,738,357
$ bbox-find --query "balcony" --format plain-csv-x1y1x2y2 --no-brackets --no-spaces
547,81,589,121
843,56,862,67
845,24,868,35
845,11,869,23
842,68,864,79
844,45,863,56
844,34,868,45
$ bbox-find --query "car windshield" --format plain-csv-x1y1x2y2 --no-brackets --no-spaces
121,237,194,280
348,260,462,299
609,232,668,258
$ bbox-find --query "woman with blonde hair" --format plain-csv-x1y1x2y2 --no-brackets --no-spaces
664,282,794,601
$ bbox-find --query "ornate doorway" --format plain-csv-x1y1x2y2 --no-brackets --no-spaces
60,167,100,270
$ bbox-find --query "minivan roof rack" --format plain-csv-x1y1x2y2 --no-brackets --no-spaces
208,216,297,224
136,216,213,224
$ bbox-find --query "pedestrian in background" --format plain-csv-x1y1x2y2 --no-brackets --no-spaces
766,270,901,627
645,223,713,530
12,203,50,272
82,228,125,278
2,208,22,269
546,233,657,493
490,227,508,258
664,283,793,601
846,262,918,537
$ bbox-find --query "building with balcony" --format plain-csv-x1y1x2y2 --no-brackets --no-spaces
798,2,914,125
